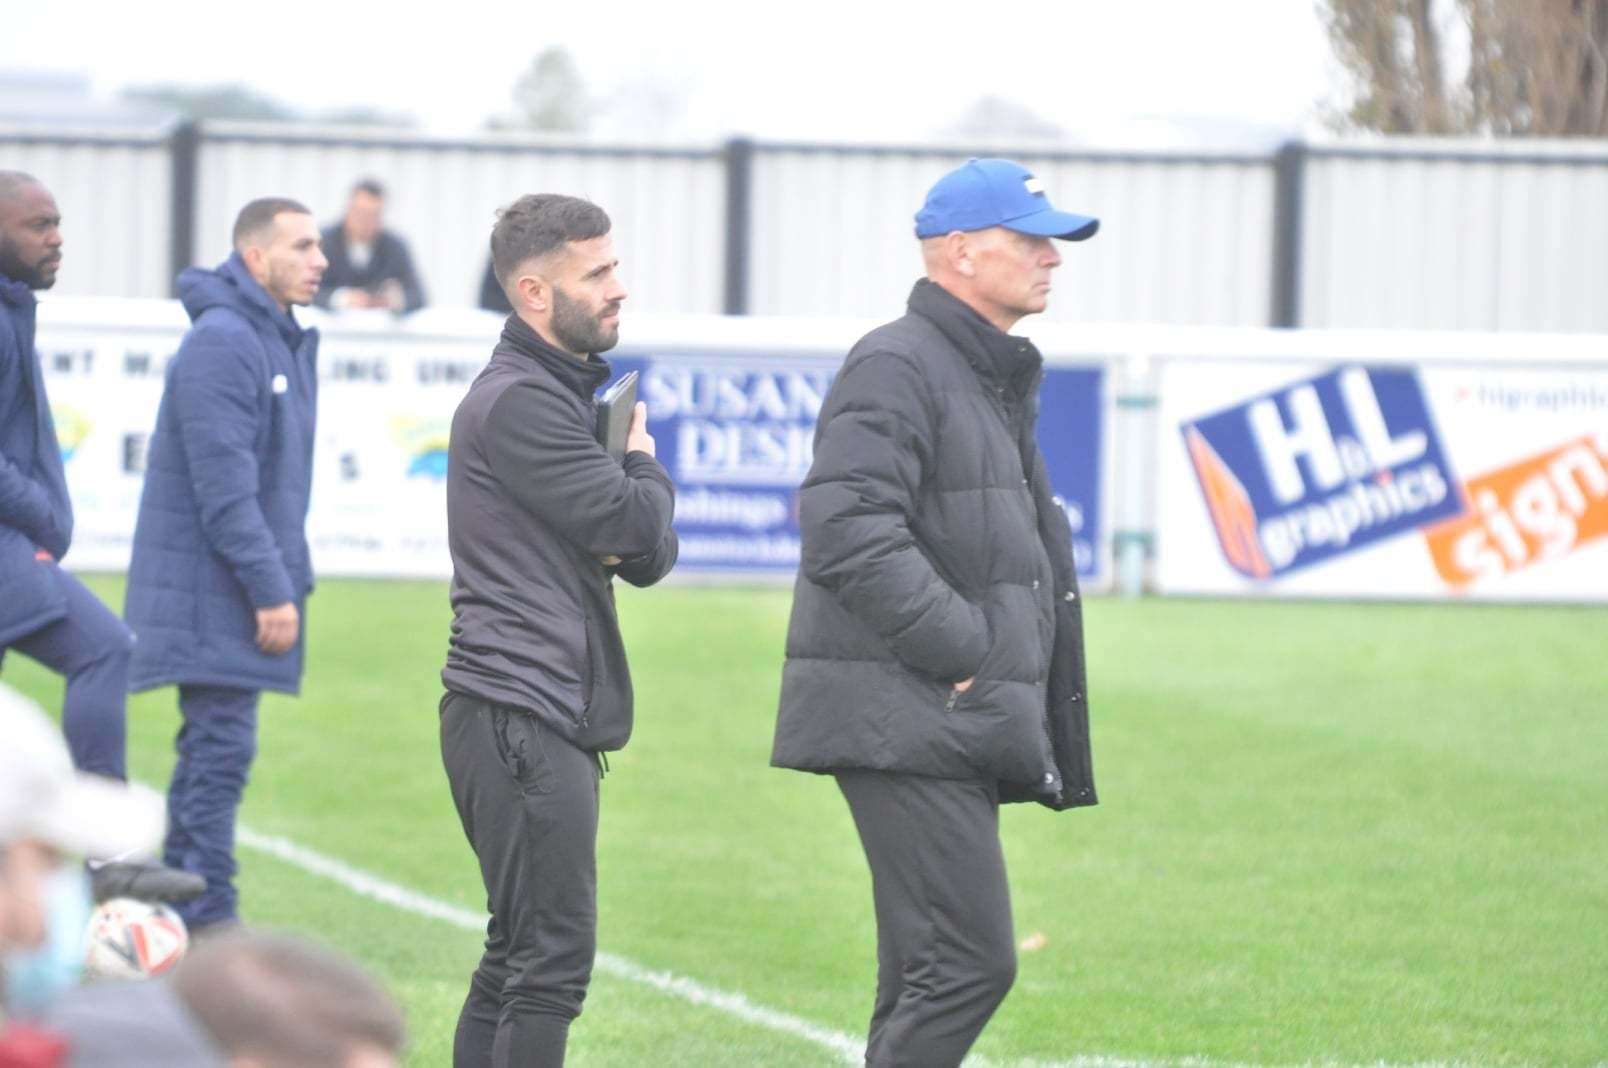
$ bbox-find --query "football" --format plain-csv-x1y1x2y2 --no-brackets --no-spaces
82,897,190,981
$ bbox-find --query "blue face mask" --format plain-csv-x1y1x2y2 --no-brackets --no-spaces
4,864,91,1019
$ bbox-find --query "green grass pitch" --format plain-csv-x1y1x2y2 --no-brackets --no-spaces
6,576,1606,1066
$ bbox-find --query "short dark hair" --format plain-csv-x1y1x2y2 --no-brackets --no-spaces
171,931,406,1066
0,170,42,203
232,196,311,250
490,194,610,288
352,178,385,200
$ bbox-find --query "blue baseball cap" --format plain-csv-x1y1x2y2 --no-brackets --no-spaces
914,158,1099,241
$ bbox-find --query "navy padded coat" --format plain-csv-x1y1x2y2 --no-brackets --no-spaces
0,274,73,647
125,255,318,694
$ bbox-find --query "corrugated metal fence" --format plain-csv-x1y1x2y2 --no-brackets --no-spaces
1296,139,1608,331
0,125,172,299
6,122,1607,330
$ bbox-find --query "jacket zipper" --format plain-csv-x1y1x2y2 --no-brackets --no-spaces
1039,706,1060,795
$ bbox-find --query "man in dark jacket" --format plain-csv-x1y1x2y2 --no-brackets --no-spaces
125,197,327,933
313,179,425,314
773,158,1100,1068
0,172,133,784
440,194,676,1068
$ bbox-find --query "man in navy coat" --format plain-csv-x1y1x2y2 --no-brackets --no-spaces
125,197,327,932
0,171,134,783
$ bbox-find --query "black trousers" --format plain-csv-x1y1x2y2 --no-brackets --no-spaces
835,770,1017,1068
441,691,600,1068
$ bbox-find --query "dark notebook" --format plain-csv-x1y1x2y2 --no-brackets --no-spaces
594,371,639,462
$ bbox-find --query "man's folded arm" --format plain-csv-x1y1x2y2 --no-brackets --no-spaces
484,379,674,560
610,494,678,588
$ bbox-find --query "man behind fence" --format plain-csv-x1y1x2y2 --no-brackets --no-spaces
773,158,1100,1067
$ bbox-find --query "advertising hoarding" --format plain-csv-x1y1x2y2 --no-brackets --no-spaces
35,302,1110,586
1158,358,1608,601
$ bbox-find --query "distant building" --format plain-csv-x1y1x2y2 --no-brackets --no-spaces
0,70,174,129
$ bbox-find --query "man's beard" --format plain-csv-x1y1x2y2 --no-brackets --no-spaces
0,239,56,290
551,284,619,355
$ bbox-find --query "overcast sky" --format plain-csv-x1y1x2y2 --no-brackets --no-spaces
4,1,1342,143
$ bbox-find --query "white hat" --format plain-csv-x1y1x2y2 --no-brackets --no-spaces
0,683,165,860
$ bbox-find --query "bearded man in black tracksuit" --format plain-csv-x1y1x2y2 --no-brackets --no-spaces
773,159,1101,1068
440,194,676,1068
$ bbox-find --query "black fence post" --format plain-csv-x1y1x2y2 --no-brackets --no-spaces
723,137,754,316
168,121,200,297
1270,140,1306,329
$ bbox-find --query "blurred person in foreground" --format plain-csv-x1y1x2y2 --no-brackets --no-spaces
440,193,676,1067
0,171,201,906
314,179,426,314
48,929,406,1067
772,158,1100,1068
0,682,164,1065
124,198,326,936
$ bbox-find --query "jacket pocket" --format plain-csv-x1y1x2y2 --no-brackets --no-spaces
941,680,1052,785
943,679,973,715
580,612,604,718
0,530,67,645
491,707,554,795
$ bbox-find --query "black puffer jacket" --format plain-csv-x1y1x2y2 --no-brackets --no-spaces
442,316,677,752
773,280,1095,810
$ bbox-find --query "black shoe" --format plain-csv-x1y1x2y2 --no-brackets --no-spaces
89,860,207,905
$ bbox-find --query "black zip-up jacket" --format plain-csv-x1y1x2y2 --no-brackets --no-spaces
442,316,677,751
773,279,1096,810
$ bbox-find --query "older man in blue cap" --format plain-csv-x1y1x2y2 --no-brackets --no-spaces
773,158,1100,1067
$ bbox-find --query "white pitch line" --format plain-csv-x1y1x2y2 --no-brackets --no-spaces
236,825,863,1065
235,826,1483,1068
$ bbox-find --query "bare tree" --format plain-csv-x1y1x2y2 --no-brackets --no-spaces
489,46,593,133
1320,0,1608,135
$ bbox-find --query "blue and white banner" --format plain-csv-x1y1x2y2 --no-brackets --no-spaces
1157,356,1608,600
605,350,834,574
606,349,1107,582
33,300,1110,585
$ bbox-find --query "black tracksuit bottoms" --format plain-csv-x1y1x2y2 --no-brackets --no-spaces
441,690,600,1068
835,770,1017,1068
